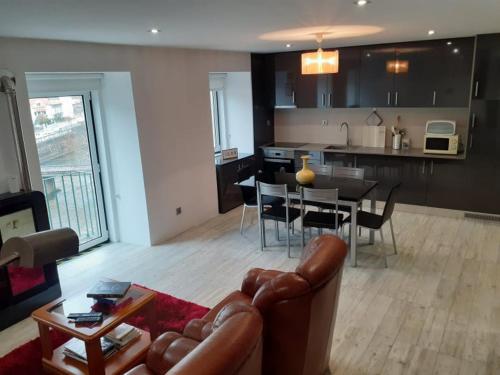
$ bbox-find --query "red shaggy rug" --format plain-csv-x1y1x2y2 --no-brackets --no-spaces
0,285,209,375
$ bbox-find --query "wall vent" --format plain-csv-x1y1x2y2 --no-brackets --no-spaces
464,212,500,222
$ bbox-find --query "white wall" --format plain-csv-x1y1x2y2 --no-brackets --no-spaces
224,72,254,154
275,107,470,148
99,72,150,245
0,37,250,244
0,95,19,193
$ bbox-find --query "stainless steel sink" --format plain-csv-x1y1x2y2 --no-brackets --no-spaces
324,145,347,150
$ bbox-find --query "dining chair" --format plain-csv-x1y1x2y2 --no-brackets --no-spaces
299,187,344,248
332,166,365,180
309,163,333,177
257,181,301,257
237,167,284,234
345,183,401,267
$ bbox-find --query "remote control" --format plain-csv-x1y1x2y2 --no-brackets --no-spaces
74,315,103,323
68,312,102,320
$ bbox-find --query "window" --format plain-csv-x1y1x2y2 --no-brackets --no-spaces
208,73,227,154
210,89,224,153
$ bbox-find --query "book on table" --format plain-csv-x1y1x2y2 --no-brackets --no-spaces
105,323,141,348
63,324,141,363
63,338,116,364
87,281,131,299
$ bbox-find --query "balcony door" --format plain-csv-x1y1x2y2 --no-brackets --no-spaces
29,93,108,250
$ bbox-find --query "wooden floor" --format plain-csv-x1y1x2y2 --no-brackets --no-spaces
1,205,500,374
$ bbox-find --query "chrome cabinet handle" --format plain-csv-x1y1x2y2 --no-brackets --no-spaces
328,93,332,107
471,113,476,128
469,134,473,150
322,93,326,107
421,160,426,174
395,91,399,106
387,91,391,105
432,90,437,106
474,81,479,97
430,160,434,175
292,90,295,104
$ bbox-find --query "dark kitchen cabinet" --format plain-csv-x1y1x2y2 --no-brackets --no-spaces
359,39,474,108
359,45,396,107
434,38,474,107
215,155,255,213
393,41,441,107
324,152,356,168
356,155,427,205
251,54,275,169
472,34,500,100
275,52,299,108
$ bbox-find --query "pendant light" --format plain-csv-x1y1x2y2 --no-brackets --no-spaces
386,60,409,74
301,34,339,75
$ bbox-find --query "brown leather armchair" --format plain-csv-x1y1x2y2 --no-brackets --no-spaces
184,234,348,375
125,301,263,375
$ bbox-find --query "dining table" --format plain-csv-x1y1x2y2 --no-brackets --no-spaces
237,172,379,267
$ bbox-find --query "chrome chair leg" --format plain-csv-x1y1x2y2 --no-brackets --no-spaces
240,205,247,234
287,220,291,258
379,228,388,268
389,218,397,254
275,220,279,241
262,219,267,248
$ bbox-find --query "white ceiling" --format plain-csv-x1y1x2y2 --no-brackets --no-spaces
0,0,499,52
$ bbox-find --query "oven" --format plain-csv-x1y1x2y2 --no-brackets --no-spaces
263,148,296,174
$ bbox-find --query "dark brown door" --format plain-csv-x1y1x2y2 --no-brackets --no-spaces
275,52,299,107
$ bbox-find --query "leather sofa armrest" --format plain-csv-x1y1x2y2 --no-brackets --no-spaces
167,302,263,375
241,268,284,297
145,332,199,375
252,272,310,312
182,319,212,341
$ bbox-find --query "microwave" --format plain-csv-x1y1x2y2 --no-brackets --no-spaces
423,134,459,154
423,120,459,155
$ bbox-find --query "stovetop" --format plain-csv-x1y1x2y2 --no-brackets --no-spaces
267,142,306,148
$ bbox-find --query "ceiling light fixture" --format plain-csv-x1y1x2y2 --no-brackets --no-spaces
301,34,339,75
149,28,160,34
453,48,460,54
428,30,435,36
446,41,452,45
386,60,409,74
355,0,370,6
286,43,292,48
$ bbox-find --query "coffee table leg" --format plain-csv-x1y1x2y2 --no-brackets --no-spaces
38,323,53,360
146,299,159,341
85,339,105,375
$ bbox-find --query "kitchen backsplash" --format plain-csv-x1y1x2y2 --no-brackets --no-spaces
274,107,470,148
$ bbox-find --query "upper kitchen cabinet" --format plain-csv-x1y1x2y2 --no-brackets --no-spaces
472,34,500,100
359,38,474,108
392,41,441,107
274,52,300,108
434,37,474,107
322,47,361,108
359,45,396,107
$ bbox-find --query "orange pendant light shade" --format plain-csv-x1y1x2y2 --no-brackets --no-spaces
386,60,409,74
301,48,339,75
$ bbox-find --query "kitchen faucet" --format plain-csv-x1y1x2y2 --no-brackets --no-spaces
340,122,351,146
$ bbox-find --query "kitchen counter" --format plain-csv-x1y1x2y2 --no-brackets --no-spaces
261,143,465,160
215,152,254,166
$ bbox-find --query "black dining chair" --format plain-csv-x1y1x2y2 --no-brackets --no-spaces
237,167,284,234
257,181,301,257
345,183,401,268
299,187,345,248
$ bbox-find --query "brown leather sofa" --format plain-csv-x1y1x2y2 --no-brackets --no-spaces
184,234,348,375
125,301,263,375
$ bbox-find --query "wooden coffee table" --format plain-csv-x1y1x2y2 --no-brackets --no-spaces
32,283,158,375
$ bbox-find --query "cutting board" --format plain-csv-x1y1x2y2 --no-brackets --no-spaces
362,126,386,148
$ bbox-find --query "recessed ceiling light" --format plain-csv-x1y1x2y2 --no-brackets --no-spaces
355,0,370,6
453,48,460,54
286,43,292,48
366,53,371,57
446,41,452,45
149,28,160,34
428,30,435,36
